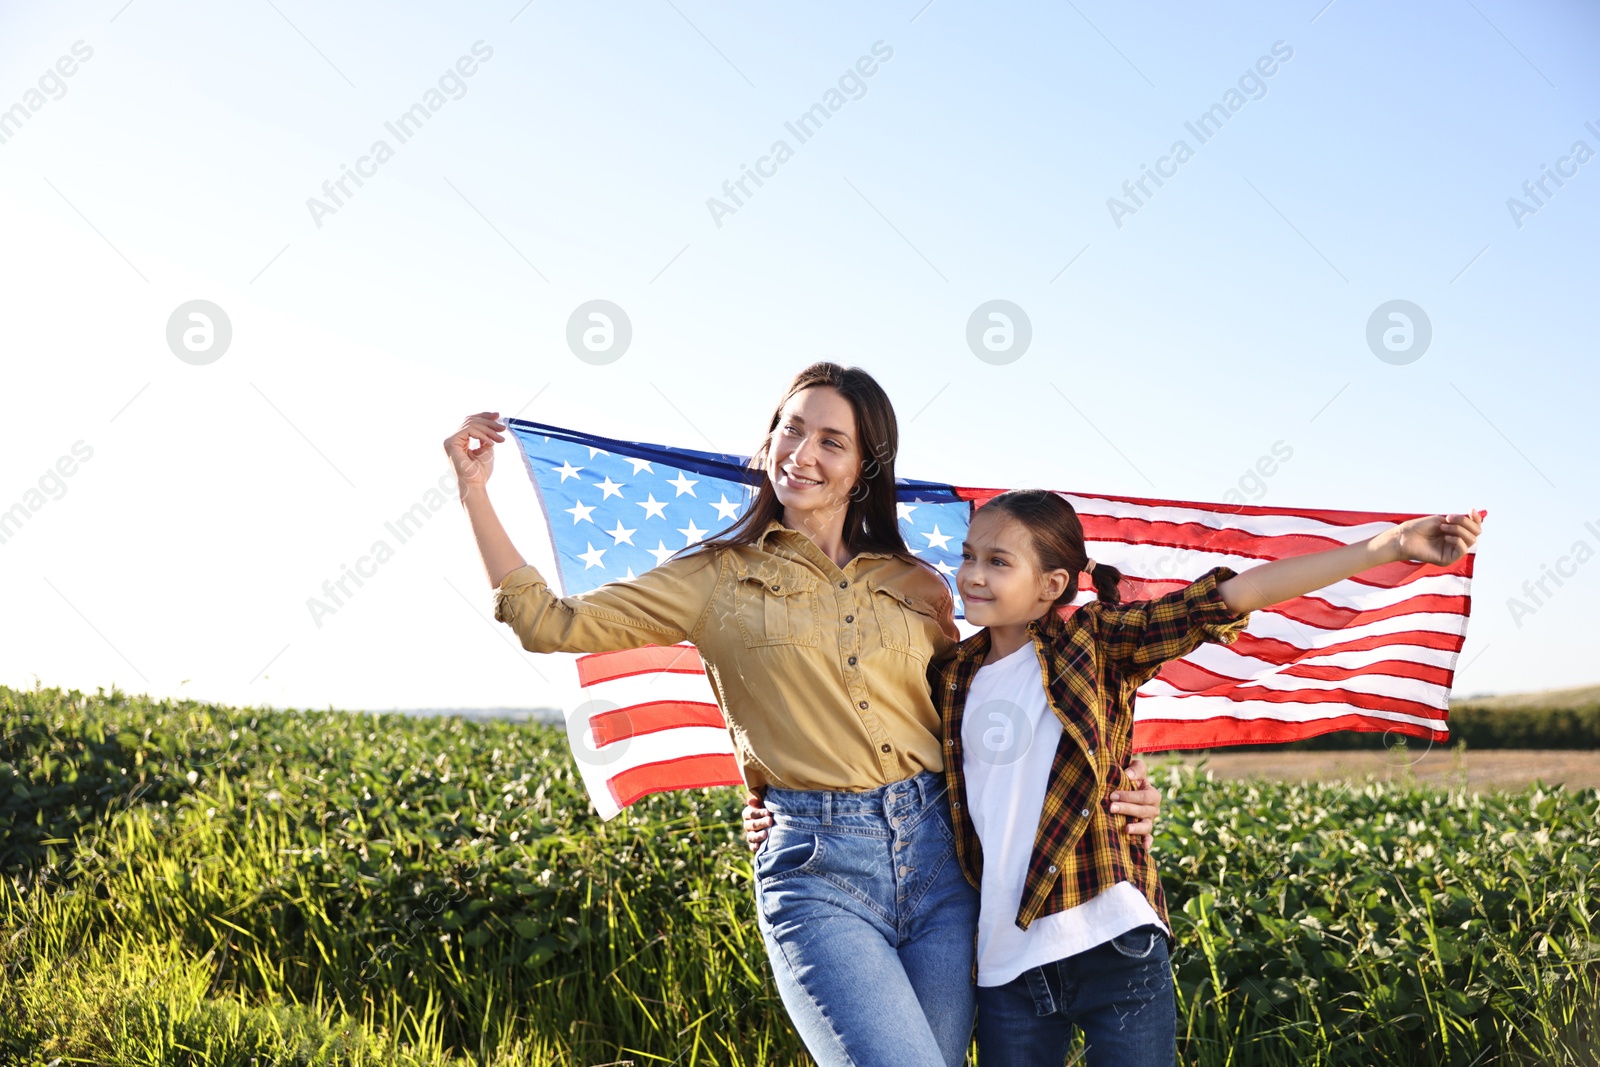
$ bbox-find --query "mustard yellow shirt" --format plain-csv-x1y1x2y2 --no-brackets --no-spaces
493,519,960,792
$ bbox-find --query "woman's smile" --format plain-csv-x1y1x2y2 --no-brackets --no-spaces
777,468,824,488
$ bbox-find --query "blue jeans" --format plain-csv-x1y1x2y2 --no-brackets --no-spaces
973,924,1176,1066
753,770,979,1066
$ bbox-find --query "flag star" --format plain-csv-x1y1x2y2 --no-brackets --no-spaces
934,560,957,576
647,540,675,565
593,476,625,500
711,493,741,521
551,460,583,482
907,546,923,556
586,446,611,458
636,494,668,519
606,520,636,545
897,502,917,521
623,567,636,580
922,524,953,550
577,542,607,569
626,457,654,475
678,519,708,545
565,500,597,524
667,471,698,497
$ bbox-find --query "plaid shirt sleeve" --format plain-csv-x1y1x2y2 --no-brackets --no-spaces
1087,565,1252,688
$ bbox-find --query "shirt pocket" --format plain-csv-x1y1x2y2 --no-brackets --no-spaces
733,566,821,648
868,579,934,665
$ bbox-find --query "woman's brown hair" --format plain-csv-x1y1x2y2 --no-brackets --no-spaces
975,489,1124,607
686,362,909,558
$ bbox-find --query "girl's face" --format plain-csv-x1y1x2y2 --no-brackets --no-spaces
957,509,1071,629
766,385,862,524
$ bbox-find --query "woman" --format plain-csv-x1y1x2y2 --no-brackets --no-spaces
445,362,1163,1066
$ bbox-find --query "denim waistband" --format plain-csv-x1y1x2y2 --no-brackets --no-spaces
761,770,947,822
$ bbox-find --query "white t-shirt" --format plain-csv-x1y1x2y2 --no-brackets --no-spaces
960,638,1169,988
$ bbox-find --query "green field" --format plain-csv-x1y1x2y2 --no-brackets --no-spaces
2,683,1596,1066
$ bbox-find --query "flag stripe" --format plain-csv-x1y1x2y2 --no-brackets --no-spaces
1181,638,1459,680
1065,490,1424,528
1133,694,1447,730
1234,608,1469,648
1132,713,1446,750
591,700,726,745
607,753,745,808
1139,677,1447,719
1098,568,1472,607
1223,628,1463,664
958,485,1420,531
577,643,706,685
1147,662,1453,706
1158,654,1453,691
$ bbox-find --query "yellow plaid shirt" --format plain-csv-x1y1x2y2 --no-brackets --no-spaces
932,566,1250,950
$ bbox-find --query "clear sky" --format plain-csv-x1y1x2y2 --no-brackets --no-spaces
2,1,1596,718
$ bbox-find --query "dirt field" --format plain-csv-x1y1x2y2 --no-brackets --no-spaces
1155,749,1600,792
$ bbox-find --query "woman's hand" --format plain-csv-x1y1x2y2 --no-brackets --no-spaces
1110,757,1162,839
444,411,506,490
1379,510,1486,566
742,790,771,851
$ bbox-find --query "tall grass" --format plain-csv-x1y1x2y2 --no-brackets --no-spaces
2,682,1596,1065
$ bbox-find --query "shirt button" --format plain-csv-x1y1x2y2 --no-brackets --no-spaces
945,739,954,749
1080,808,1091,818
771,584,780,591
839,580,848,588
848,656,858,666
1048,864,1058,874
880,742,891,753
1087,748,1095,758
860,701,869,710
951,800,961,811
845,614,855,624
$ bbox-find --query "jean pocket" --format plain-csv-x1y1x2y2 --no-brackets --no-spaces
754,823,824,883
1108,925,1161,960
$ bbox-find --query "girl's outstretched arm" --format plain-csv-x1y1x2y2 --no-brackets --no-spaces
1217,510,1485,616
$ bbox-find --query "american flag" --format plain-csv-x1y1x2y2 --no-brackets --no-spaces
505,418,1475,819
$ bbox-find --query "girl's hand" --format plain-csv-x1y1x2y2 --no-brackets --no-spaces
742,790,771,851
444,412,506,489
1382,509,1485,566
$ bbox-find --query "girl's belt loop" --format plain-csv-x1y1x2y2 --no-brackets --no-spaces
822,789,832,826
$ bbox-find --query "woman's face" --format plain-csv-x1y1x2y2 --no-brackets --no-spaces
766,385,862,526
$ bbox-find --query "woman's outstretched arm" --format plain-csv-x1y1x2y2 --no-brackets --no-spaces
445,411,527,588
1217,510,1484,616
445,410,715,655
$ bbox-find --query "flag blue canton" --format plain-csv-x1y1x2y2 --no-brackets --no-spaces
894,497,969,593
506,419,971,615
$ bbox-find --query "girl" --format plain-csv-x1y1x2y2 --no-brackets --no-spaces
748,488,1483,1064
445,364,1164,1067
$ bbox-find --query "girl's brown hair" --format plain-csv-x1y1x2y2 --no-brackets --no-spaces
975,489,1124,607
687,362,909,558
